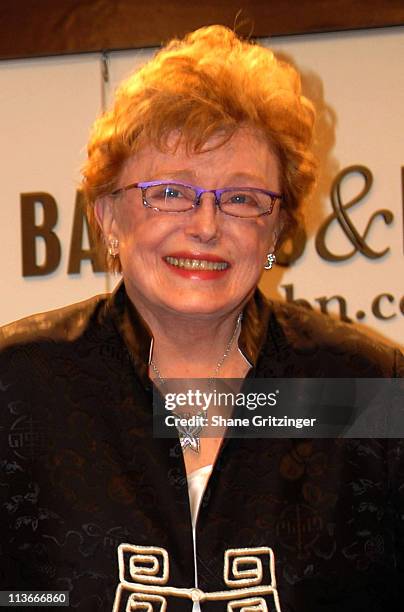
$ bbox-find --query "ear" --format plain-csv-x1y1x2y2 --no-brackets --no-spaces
94,196,116,239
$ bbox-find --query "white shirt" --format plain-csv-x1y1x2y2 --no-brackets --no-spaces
187,464,214,612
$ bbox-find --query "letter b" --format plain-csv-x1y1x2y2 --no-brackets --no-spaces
21,192,61,276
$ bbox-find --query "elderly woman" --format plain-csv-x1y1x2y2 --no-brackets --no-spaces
1,25,403,612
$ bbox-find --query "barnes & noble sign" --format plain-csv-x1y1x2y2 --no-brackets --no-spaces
19,165,404,325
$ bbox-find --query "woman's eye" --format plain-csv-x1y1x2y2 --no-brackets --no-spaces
230,194,247,203
164,187,182,198
227,193,258,206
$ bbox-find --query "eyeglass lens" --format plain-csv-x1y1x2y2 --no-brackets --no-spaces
144,183,274,217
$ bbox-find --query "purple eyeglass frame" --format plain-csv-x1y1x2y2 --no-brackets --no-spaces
110,180,283,217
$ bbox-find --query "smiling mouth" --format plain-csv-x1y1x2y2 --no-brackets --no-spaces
164,256,229,271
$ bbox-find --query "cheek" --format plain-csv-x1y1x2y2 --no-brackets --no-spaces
115,207,179,256
113,202,137,236
114,201,148,239
238,224,272,265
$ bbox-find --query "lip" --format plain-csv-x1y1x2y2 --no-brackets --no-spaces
162,251,231,280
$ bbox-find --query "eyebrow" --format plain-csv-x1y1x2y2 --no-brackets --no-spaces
147,170,269,187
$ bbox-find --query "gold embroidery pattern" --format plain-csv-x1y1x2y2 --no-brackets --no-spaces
228,597,268,611
113,544,281,611
126,593,167,611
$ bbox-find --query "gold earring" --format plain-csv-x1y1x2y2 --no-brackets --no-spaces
108,237,119,257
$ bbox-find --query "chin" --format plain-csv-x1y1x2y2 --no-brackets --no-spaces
164,297,235,318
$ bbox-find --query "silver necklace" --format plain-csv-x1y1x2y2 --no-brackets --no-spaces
150,312,243,453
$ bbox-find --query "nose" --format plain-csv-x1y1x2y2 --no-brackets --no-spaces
184,192,221,243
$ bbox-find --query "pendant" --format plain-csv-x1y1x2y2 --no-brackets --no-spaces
176,414,202,453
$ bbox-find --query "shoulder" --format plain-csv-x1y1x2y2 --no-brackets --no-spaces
262,297,403,377
0,293,109,354
0,292,120,418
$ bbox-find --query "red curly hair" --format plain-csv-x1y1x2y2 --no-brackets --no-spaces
82,25,317,270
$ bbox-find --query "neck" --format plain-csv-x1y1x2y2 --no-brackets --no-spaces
125,285,247,379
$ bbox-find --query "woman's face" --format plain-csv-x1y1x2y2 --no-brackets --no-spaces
97,128,281,321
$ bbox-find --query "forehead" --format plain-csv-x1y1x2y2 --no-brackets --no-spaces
120,128,280,189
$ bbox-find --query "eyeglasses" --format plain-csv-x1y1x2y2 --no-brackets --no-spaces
110,180,283,218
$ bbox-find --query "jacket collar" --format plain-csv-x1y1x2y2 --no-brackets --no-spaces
108,280,272,387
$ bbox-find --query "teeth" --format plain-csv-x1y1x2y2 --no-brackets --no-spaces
165,256,228,271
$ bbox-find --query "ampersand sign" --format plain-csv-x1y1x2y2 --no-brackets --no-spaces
315,165,394,261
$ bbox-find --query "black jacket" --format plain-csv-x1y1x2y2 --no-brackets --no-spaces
0,282,403,611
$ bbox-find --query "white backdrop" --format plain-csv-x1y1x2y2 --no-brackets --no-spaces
0,27,403,348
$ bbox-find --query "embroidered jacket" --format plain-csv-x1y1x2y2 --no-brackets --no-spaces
0,282,403,611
